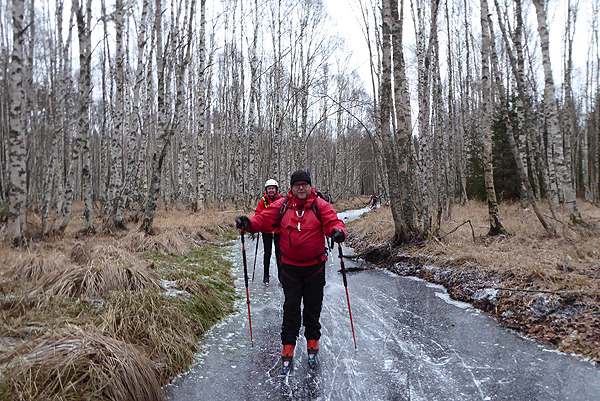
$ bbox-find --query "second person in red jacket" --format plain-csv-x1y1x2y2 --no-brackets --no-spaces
255,179,282,284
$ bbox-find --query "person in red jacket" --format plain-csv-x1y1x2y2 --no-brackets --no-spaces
236,170,346,372
255,179,282,284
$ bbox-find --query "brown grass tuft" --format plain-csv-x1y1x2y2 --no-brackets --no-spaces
0,249,70,284
37,245,159,299
121,230,192,255
98,291,199,383
1,325,164,401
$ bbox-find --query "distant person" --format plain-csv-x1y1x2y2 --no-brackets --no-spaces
255,179,282,284
236,170,346,373
370,193,380,209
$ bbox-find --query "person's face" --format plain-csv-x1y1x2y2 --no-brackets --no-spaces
266,186,277,197
291,181,310,200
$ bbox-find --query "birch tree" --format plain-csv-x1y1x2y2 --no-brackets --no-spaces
391,0,416,237
378,0,418,244
76,0,94,232
105,0,125,226
116,0,150,224
7,0,27,244
487,9,554,235
141,0,171,234
480,0,503,235
196,0,207,210
533,0,583,224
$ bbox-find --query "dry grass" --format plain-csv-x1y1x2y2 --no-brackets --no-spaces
2,325,163,401
0,202,239,400
346,200,600,362
97,291,201,383
348,201,600,282
1,245,159,301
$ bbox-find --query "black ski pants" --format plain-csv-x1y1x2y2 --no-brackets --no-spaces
280,260,326,346
262,233,280,282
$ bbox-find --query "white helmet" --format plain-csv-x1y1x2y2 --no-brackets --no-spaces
265,179,278,190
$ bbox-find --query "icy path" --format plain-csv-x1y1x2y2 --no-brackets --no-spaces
165,208,600,400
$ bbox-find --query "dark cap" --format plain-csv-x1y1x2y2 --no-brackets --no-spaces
290,170,311,186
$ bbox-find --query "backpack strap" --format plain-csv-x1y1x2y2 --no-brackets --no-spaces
280,196,321,223
310,200,322,223
279,196,290,216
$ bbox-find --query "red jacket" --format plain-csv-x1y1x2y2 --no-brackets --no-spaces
254,191,282,234
248,188,346,266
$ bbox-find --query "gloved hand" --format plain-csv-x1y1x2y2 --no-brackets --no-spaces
332,228,345,243
235,215,251,230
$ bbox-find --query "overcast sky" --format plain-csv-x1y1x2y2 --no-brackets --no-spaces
323,0,596,100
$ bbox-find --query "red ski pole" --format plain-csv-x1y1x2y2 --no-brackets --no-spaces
251,233,260,281
338,242,357,349
241,231,254,345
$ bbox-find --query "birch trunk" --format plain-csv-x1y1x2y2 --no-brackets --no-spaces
76,0,94,232
392,0,416,235
494,0,532,203
141,0,169,234
488,11,554,235
533,0,583,224
115,0,148,226
124,0,149,222
8,0,27,244
57,1,78,234
480,0,504,235
106,0,125,223
196,0,207,210
380,0,413,244
414,0,431,234
247,0,258,200
271,0,282,180
42,2,67,234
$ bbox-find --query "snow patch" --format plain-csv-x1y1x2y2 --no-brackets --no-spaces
435,292,472,309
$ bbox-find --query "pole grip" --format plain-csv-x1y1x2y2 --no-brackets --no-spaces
338,242,348,287
241,231,249,288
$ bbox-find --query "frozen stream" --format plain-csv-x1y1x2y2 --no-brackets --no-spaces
165,207,600,400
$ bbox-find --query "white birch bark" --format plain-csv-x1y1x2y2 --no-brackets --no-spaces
196,0,207,210
57,1,78,234
533,0,583,223
379,0,414,243
392,0,417,235
480,0,504,235
488,11,554,235
105,0,125,225
7,0,27,243
76,0,94,232
141,0,170,234
494,0,531,203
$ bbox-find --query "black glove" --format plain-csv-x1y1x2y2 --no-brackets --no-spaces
235,215,251,230
332,228,345,243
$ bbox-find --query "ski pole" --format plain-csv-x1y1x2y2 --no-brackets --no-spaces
241,231,254,345
251,233,260,281
338,242,357,349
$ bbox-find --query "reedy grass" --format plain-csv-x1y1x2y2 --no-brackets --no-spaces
1,212,238,400
1,325,163,401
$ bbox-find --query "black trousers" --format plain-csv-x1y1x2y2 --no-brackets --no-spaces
279,260,326,346
262,233,280,281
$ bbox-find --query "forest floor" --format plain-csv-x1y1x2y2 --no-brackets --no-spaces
1,197,598,399
345,199,600,364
